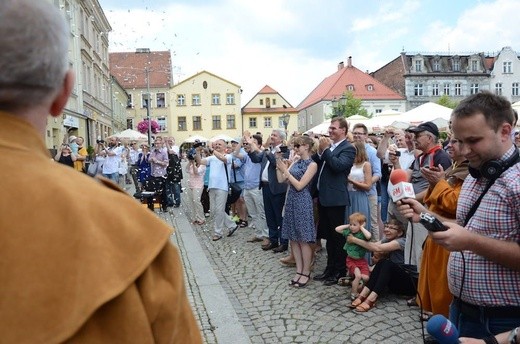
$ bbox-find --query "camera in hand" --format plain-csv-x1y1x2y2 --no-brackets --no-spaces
279,145,288,153
96,139,105,144
193,141,204,148
419,212,448,232
394,150,401,157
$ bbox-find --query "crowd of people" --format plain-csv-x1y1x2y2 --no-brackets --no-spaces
3,1,519,342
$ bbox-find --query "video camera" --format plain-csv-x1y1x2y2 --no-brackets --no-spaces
187,140,204,160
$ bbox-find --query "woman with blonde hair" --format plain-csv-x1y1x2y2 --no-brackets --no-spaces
346,141,373,229
276,136,318,288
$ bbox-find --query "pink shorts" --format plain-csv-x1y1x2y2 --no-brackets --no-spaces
346,256,370,277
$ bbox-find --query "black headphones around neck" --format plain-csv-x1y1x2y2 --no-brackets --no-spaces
468,147,520,179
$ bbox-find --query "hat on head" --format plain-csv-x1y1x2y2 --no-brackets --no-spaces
406,121,439,137
231,137,240,143
68,135,77,143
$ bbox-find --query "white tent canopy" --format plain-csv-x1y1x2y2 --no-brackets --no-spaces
305,115,370,135
183,135,208,143
109,129,148,141
397,102,452,124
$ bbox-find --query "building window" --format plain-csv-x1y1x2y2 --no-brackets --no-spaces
375,109,382,114
503,61,512,74
415,60,422,72
177,94,185,106
212,93,220,105
443,83,450,96
272,99,277,105
454,83,462,96
366,84,374,91
471,60,478,72
127,94,133,108
495,83,503,96
212,115,221,129
264,117,272,128
157,116,167,132
453,60,460,72
226,115,235,129
414,84,423,96
512,82,519,96
226,93,235,105
265,98,271,108
142,93,150,108
347,84,355,91
433,60,440,72
470,83,479,95
126,118,133,129
249,117,257,128
178,116,187,131
193,116,202,130
432,83,439,96
156,92,165,108
192,94,201,106
259,99,263,106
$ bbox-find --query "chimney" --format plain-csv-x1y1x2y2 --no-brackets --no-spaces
347,56,352,67
338,61,344,71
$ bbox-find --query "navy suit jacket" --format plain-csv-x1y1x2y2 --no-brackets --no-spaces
312,140,356,207
248,149,288,195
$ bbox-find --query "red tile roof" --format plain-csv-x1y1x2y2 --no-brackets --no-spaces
297,58,404,110
109,50,172,89
242,85,296,113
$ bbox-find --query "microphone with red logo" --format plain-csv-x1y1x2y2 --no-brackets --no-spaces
389,169,415,202
427,314,460,344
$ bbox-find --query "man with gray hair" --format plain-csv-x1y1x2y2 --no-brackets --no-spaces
0,1,201,342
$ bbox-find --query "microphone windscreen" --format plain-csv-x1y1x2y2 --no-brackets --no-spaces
389,168,408,185
426,314,460,344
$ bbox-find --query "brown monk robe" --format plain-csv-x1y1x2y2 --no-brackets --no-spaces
0,112,202,343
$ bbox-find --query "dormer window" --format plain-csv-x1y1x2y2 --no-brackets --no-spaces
433,60,441,72
452,58,460,72
366,84,374,91
347,84,355,91
415,60,422,72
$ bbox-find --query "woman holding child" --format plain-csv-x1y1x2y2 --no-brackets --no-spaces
347,218,416,312
276,136,318,288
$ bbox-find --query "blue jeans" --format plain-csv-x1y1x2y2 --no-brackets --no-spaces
103,172,119,183
166,181,181,207
449,299,520,338
380,179,389,223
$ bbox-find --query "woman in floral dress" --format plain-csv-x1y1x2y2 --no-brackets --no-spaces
276,136,318,288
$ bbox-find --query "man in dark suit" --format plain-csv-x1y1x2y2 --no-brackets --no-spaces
248,129,289,252
313,117,356,285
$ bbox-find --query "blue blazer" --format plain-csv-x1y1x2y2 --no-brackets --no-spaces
312,140,356,207
249,149,288,195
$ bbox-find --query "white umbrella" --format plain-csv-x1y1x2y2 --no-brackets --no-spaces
183,135,208,143
210,134,235,143
110,129,148,141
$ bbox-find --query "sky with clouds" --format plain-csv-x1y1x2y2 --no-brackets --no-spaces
97,0,520,107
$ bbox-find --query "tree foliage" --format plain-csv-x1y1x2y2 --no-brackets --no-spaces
330,91,370,118
436,95,458,109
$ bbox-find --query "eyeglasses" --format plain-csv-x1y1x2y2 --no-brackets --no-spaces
352,131,366,136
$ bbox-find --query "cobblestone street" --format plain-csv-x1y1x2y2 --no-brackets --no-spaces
153,190,427,344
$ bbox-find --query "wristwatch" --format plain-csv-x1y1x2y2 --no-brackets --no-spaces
509,327,518,344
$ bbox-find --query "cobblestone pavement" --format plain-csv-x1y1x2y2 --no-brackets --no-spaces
161,204,428,344
134,182,427,343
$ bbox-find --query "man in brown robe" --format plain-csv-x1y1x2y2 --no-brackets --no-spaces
0,1,202,343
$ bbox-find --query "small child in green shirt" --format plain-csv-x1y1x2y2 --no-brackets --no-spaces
335,212,372,300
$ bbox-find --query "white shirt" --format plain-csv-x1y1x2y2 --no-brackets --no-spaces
102,146,123,174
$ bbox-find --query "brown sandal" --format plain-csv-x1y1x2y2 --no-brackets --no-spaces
348,295,366,309
354,299,376,312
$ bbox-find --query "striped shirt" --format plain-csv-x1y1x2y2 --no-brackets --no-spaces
448,146,520,306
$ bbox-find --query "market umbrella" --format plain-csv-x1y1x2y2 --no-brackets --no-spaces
109,129,148,141
183,135,208,143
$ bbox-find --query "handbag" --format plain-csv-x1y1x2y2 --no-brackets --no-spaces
87,161,98,176
224,160,242,205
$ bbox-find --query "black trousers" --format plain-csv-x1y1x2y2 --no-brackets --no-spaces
318,204,347,276
201,185,210,214
365,259,416,296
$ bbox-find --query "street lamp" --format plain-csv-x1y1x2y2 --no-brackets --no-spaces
331,94,347,117
281,104,290,134
145,67,152,146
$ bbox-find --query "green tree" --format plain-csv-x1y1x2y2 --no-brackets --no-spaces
330,91,370,118
437,95,458,109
